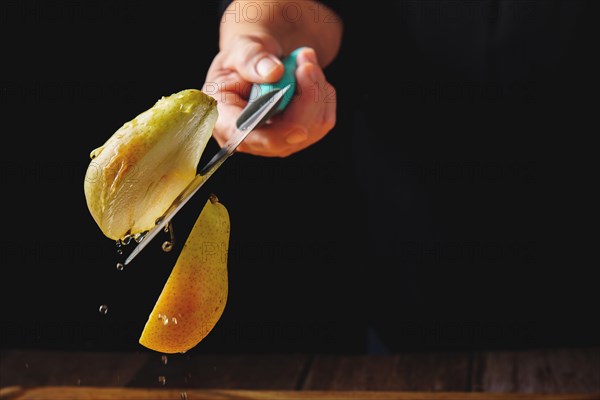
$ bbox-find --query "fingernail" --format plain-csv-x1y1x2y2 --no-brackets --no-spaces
303,48,318,64
256,56,278,77
286,128,308,144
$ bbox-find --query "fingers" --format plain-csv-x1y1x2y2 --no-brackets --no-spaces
204,43,337,157
237,48,337,157
224,35,285,83
297,47,337,134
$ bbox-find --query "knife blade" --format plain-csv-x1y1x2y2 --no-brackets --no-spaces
123,47,304,265
123,84,292,265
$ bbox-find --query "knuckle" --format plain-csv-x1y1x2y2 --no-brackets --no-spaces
239,40,266,65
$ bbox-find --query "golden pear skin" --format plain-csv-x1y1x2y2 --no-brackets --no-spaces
84,89,218,240
139,194,229,354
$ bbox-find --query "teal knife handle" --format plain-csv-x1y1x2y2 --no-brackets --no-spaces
248,47,301,116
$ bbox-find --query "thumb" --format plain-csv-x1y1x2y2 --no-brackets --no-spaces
231,37,284,83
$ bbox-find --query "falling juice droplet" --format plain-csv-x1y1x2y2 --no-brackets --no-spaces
161,355,168,365
122,234,132,245
116,240,123,255
162,241,173,252
166,222,176,248
180,392,188,400
99,304,108,314
116,263,124,271
171,317,178,325
158,375,166,386
135,231,148,243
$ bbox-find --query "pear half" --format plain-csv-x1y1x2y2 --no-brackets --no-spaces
84,89,217,240
139,194,229,354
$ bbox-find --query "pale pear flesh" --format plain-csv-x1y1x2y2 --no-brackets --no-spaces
84,89,218,240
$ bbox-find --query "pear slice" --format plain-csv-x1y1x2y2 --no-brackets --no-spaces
84,89,218,240
139,194,229,354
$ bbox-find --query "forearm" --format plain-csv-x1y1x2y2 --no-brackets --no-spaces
219,0,343,67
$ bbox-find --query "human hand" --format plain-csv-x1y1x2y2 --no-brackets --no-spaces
203,34,337,157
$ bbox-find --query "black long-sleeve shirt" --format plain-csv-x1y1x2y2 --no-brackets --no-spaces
216,0,599,353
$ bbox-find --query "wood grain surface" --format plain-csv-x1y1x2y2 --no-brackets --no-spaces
303,352,470,391
2,387,599,400
471,347,600,393
127,353,310,389
0,350,149,387
2,347,599,395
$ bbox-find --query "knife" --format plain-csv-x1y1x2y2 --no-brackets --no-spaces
124,48,302,265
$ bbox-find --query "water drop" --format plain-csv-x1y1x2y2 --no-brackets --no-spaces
161,355,168,365
165,222,176,249
180,392,188,400
122,234,132,245
134,231,148,243
116,263,124,271
117,249,123,255
158,375,166,385
157,313,169,325
99,304,108,314
90,146,104,159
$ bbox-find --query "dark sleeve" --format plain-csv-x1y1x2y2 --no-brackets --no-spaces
218,0,230,17
312,0,346,21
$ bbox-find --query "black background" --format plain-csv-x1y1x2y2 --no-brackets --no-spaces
1,1,598,355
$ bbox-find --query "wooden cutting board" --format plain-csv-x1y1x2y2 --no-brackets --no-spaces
1,387,598,400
